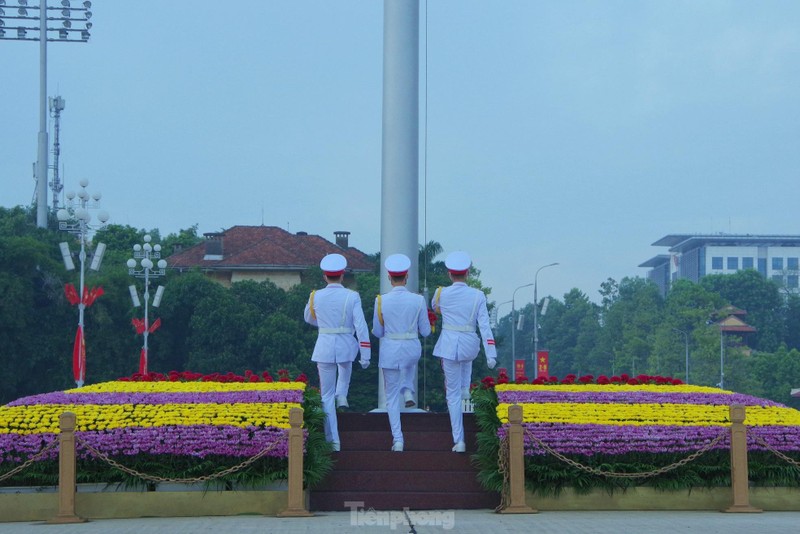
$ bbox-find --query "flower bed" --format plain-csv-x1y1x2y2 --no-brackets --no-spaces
0,370,331,489
473,372,800,496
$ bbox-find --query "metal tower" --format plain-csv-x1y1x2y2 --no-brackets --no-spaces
49,95,65,211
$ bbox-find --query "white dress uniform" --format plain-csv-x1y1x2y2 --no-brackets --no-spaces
304,254,371,450
372,254,432,451
431,251,497,451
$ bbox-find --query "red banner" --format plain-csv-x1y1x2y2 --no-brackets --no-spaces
514,359,526,381
139,347,148,375
72,325,86,386
536,350,549,378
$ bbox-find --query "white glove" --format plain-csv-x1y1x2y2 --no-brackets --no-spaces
487,358,497,370
360,359,371,369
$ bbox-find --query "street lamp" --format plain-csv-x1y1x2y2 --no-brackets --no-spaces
672,328,690,384
532,262,559,360
0,1,94,228
56,178,109,387
511,283,534,366
127,235,167,375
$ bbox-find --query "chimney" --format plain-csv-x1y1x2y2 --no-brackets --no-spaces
203,232,224,260
334,231,350,249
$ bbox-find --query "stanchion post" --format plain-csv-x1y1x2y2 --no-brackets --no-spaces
47,412,87,524
723,404,761,513
500,404,537,514
277,407,313,517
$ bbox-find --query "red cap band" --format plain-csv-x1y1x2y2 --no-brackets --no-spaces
324,270,345,277
448,269,469,276
388,270,408,277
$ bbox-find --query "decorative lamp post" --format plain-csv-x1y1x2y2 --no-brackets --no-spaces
127,235,167,375
0,1,94,228
672,328,690,384
532,262,559,361
56,178,109,387
511,283,533,365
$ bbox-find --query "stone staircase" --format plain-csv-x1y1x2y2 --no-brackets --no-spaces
310,412,499,511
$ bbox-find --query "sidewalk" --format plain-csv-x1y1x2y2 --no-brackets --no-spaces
4,510,800,533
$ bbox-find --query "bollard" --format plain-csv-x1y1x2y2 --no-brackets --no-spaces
723,404,761,513
277,407,313,517
47,412,87,524
499,404,537,514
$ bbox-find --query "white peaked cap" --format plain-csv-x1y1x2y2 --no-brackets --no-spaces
445,251,471,274
320,253,347,276
385,253,411,276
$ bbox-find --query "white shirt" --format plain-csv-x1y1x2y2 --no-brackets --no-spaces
304,283,371,363
431,282,497,362
372,286,431,370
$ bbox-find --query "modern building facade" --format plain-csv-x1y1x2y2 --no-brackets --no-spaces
640,234,800,296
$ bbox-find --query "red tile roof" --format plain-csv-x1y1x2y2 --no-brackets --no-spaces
167,226,374,272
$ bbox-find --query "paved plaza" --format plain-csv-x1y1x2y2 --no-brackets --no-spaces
3,510,800,533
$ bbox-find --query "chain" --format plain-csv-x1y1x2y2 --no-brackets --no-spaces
0,439,59,483
522,427,729,479
74,435,284,484
495,434,510,512
754,437,800,471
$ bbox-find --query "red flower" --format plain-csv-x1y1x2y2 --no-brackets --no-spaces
296,373,308,384
578,375,594,384
481,376,496,389
515,375,529,384
597,376,610,385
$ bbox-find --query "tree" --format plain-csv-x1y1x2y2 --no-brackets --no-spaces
700,270,784,352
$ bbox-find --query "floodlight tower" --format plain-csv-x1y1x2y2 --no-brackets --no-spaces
0,1,94,227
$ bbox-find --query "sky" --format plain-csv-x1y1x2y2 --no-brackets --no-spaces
2,1,800,311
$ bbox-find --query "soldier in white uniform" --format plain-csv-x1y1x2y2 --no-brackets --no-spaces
372,254,433,452
304,253,371,452
431,251,497,453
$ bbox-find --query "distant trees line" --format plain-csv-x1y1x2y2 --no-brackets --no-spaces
2,205,799,410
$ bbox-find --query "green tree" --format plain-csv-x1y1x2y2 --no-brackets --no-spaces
700,270,784,352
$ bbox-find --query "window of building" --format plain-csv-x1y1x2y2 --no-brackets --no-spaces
759,258,767,275
727,257,738,270
789,275,799,289
712,257,723,270
742,257,754,270
772,274,784,285
773,257,784,270
789,257,799,271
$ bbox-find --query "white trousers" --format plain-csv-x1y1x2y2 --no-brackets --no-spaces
382,365,416,444
317,361,353,444
441,358,472,444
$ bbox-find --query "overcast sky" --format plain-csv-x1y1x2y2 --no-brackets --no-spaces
2,1,799,310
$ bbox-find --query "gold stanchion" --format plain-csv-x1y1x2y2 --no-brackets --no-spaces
277,407,313,517
723,404,761,513
47,412,87,524
500,404,537,514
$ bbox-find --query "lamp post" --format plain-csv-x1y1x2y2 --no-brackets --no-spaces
532,262,559,360
672,328,690,384
127,235,167,376
719,327,725,390
56,178,108,387
0,0,94,227
511,284,534,366
492,299,513,369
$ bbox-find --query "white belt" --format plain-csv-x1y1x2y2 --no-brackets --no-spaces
443,324,474,333
386,332,418,340
319,327,353,335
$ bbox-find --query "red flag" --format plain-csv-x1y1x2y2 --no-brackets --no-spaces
84,286,104,307
148,318,162,333
64,283,80,306
131,318,146,335
139,347,148,375
73,325,86,386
